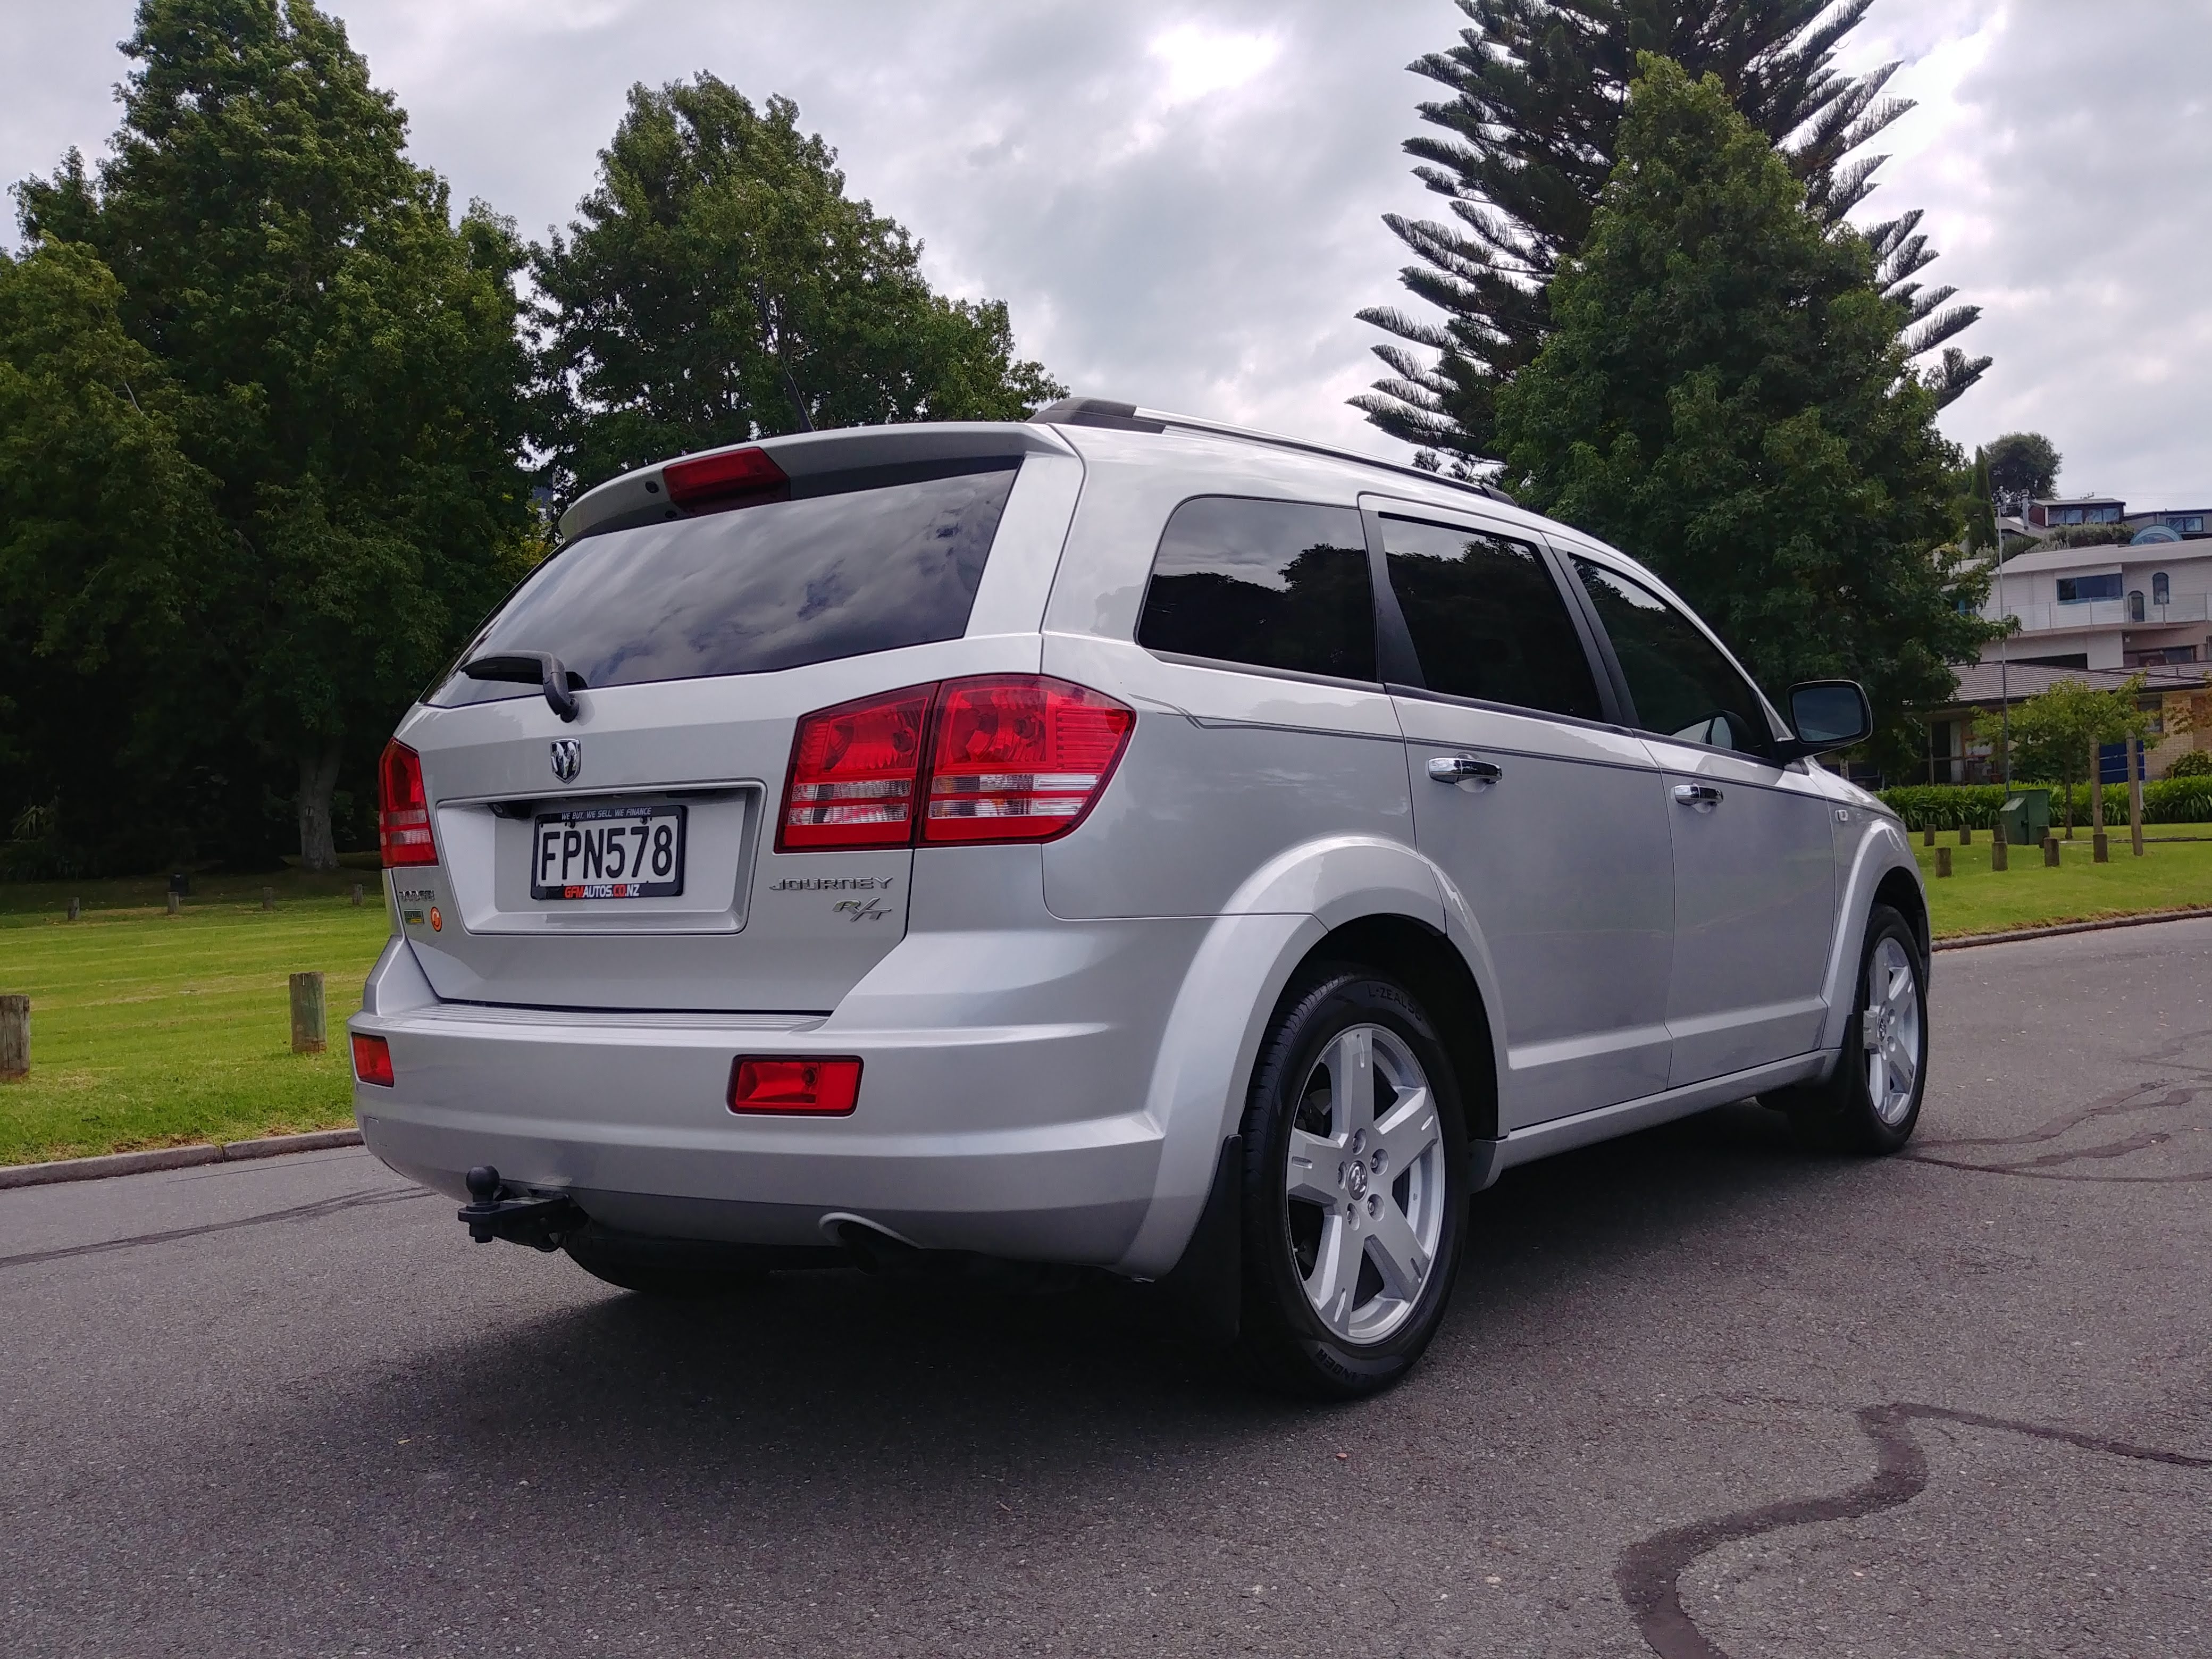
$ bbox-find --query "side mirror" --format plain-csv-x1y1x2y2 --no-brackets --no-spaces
1778,680,1872,760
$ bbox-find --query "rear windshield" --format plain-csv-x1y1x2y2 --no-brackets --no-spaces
432,458,1019,705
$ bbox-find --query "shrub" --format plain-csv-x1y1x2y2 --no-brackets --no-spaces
1875,780,2212,827
2169,750,2212,780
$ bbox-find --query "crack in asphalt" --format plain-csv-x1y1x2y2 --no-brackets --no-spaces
0,1186,430,1270
1908,1069,2212,1183
1615,1403,2212,1659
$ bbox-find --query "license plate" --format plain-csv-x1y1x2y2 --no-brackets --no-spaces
531,805,686,900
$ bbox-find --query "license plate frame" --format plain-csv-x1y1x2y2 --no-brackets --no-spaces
530,803,688,901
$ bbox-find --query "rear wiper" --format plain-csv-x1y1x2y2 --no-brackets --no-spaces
460,651,585,723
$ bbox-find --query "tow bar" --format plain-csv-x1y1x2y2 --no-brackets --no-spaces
457,1165,585,1251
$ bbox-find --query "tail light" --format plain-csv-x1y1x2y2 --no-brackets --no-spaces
663,446,789,510
379,741,437,867
729,1056,861,1114
352,1033,394,1087
778,687,931,850
776,676,1133,852
921,675,1134,843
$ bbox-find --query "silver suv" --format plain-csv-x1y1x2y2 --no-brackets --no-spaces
351,399,1929,1396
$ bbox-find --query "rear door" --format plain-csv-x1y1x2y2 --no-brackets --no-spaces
395,432,1081,1011
1563,555,1836,1084
1370,501,1675,1128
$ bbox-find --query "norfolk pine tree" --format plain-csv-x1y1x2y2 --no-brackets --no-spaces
1493,57,2001,775
1356,0,1986,465
18,0,536,871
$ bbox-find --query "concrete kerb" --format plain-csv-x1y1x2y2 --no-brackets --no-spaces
5,902,2212,1190
1932,905,2212,953
0,1128,363,1191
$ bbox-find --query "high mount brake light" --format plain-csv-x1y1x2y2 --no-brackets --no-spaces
775,676,1134,852
662,446,790,510
921,676,1134,843
379,741,437,867
778,686,932,851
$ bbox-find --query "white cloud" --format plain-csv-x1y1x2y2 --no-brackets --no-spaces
1146,22,1282,106
4,0,2207,502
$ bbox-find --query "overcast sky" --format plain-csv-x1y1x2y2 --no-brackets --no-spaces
5,1,2207,504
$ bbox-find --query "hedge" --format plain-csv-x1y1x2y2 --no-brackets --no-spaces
1878,780,2212,829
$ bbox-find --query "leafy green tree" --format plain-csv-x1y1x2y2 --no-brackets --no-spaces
1493,56,2001,776
0,239,222,875
1985,431,2060,502
532,77,1063,501
18,0,536,870
1356,0,1985,464
2009,674,2150,833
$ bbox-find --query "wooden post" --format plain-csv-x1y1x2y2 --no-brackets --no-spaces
1923,825,1935,846
1960,824,1972,844
262,886,275,911
1991,835,2008,872
166,891,180,916
0,994,26,1080
2094,832,2109,862
2044,835,2062,867
66,898,79,921
289,971,327,1055
351,883,364,907
1936,847,1953,878
2130,736,2146,857
2089,742,2106,840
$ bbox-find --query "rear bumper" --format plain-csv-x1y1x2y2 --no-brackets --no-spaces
349,924,1200,1266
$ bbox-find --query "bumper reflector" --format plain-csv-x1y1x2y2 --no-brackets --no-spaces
728,1056,861,1115
352,1033,395,1087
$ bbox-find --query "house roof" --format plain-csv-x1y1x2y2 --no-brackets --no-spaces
1933,661,2212,710
1988,539,2212,576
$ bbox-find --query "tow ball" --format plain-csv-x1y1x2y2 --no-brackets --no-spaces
457,1165,585,1251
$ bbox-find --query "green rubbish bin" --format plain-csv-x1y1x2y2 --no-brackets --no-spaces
1998,788,2051,846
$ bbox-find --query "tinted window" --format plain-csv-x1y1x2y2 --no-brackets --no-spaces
2056,573,2122,602
1380,516,1601,719
1572,558,1775,756
1137,497,1375,681
433,461,1017,702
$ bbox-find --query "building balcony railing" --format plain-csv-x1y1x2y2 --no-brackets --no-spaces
1981,592,2210,633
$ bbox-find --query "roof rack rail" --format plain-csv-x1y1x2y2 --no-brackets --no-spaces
1030,397,1518,506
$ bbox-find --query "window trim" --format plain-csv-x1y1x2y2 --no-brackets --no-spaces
1133,491,1383,688
1553,543,1796,766
1356,496,1625,729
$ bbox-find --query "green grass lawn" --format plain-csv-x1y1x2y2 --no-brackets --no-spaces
1915,828,2212,938
1,878,391,1165
4,830,2210,1165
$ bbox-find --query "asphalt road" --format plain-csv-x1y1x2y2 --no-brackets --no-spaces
4,921,2209,1659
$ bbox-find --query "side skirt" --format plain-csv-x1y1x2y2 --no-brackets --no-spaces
1490,1051,1833,1175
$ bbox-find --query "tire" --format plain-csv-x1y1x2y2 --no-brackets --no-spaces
1774,903,1929,1154
563,1228,767,1298
1235,966,1470,1399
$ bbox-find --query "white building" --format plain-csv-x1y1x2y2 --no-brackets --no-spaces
1978,537,2212,671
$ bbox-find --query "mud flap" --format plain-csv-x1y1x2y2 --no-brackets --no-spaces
1156,1135,1242,1348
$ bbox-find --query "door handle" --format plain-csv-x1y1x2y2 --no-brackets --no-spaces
1427,755,1502,785
1672,783,1723,807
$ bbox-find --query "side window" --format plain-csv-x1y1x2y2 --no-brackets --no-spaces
1571,557,1776,757
1137,497,1375,681
1379,516,1602,720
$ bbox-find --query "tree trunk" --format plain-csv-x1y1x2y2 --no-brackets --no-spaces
297,743,343,874
2089,743,2105,834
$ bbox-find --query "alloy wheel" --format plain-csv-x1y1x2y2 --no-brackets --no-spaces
1862,935,1922,1125
1281,1023,1447,1346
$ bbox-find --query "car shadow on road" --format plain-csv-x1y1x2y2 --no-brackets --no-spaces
317,1101,1862,1470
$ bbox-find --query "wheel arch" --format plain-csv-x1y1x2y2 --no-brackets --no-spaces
1282,913,1501,1144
